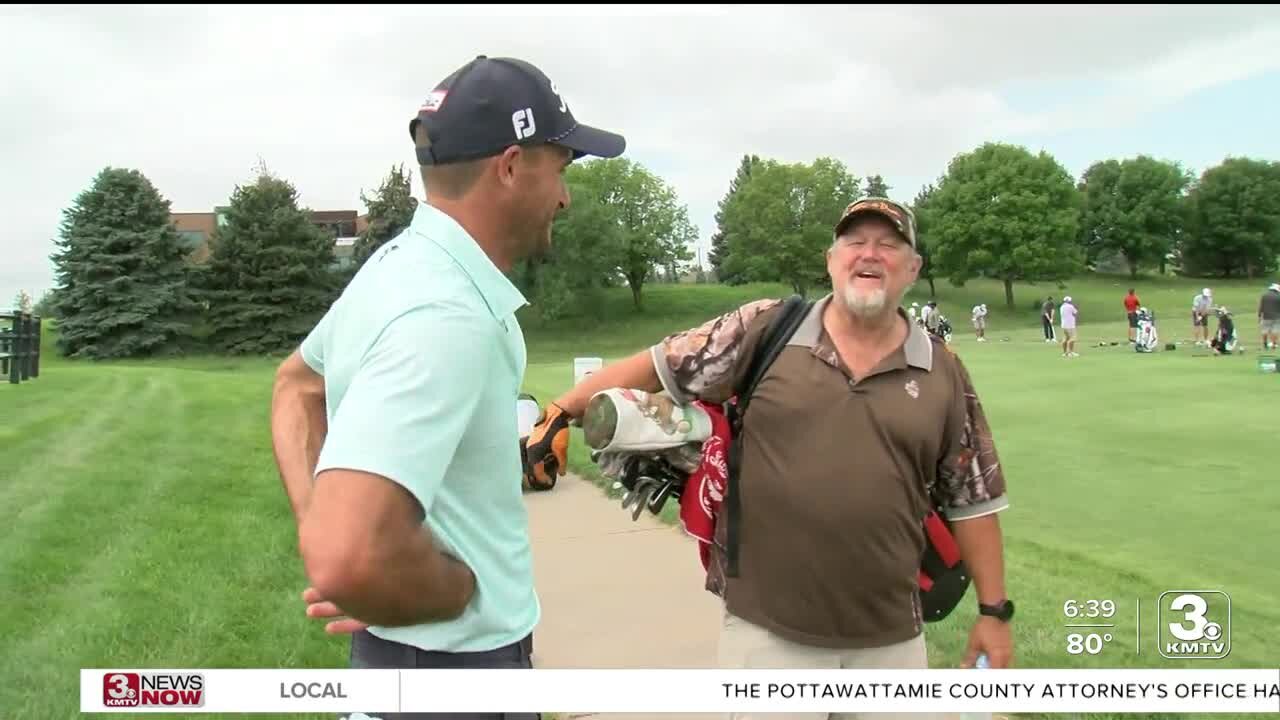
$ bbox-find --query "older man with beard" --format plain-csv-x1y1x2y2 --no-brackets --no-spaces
524,198,1013,716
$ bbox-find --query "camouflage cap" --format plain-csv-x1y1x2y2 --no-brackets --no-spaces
834,197,917,248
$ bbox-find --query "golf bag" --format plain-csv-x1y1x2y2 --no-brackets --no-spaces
929,314,953,344
1134,308,1158,353
583,295,972,624
1211,312,1238,354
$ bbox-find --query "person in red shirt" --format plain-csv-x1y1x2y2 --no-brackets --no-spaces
1124,288,1141,343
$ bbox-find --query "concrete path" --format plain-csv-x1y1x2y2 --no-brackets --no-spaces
523,476,975,720
525,473,722,719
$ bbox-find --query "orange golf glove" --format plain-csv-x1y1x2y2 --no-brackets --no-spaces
522,402,570,491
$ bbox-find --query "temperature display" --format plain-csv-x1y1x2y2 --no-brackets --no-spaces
1061,597,1123,659
1067,631,1114,655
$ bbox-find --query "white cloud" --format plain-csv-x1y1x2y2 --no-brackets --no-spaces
3,4,1279,302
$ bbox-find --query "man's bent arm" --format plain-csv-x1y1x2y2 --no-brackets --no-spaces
552,349,662,419
551,298,787,419
950,513,1007,605
271,350,327,526
300,468,474,626
299,303,491,626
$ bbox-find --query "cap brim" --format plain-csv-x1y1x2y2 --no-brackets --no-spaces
834,209,913,246
556,123,626,160
834,209,870,236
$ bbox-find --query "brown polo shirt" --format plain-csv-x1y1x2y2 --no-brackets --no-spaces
650,294,1008,649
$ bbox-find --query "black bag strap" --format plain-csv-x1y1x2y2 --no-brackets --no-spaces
723,294,812,577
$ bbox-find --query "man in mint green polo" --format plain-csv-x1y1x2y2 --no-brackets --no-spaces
269,55,625,719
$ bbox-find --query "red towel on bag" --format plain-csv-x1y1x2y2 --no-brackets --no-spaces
679,401,731,571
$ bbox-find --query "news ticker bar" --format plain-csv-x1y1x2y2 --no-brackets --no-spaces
83,668,1280,714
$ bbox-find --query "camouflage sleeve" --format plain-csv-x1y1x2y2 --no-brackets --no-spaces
649,298,784,406
935,350,1009,520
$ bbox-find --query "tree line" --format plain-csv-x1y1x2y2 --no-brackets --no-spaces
46,164,346,359
39,156,695,359
711,144,1280,309
38,142,1280,359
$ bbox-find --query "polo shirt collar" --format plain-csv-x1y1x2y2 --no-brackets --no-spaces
792,294,934,372
411,203,528,319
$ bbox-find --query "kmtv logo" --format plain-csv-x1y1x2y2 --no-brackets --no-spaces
103,672,205,707
1158,590,1231,659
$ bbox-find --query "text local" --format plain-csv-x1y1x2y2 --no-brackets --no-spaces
280,682,347,699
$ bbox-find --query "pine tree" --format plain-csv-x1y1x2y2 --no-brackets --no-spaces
49,167,199,358
353,164,418,269
863,174,891,198
202,167,337,354
709,154,759,283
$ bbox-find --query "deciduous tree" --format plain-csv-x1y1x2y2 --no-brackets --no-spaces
928,142,1083,308
1079,155,1191,278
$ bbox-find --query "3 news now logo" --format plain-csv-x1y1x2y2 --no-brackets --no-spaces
102,672,205,708
1158,590,1231,659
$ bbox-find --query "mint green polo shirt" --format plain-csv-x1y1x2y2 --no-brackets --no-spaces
299,203,538,653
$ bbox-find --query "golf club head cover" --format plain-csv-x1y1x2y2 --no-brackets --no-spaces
581,388,713,454
523,402,571,491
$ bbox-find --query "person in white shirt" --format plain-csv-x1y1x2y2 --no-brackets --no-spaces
920,300,934,329
1059,296,1079,357
1192,288,1213,345
972,303,988,342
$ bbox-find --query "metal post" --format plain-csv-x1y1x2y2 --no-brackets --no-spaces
0,312,10,379
7,314,17,385
31,315,41,379
19,313,32,381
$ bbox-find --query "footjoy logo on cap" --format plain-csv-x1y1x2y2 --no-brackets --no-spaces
512,108,536,139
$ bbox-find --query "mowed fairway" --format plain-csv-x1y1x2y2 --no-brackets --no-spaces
0,355,348,720
3,276,1277,719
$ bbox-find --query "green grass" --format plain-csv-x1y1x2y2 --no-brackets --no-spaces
3,272,1277,720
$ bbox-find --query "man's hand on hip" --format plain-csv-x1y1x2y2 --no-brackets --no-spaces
302,586,370,635
522,403,571,490
963,616,1013,668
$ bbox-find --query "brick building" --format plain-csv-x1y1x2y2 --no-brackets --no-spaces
170,207,369,268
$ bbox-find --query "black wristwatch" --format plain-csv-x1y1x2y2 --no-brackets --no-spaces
979,599,1015,622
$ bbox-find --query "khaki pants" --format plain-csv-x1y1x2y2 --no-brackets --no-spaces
717,607,949,720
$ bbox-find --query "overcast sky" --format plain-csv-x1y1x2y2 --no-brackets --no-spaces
4,4,1280,305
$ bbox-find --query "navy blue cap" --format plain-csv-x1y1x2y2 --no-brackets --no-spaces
409,55,626,166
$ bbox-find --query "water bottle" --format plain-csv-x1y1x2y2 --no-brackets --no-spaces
958,653,992,720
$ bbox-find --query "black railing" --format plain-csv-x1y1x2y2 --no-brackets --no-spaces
0,311,41,384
